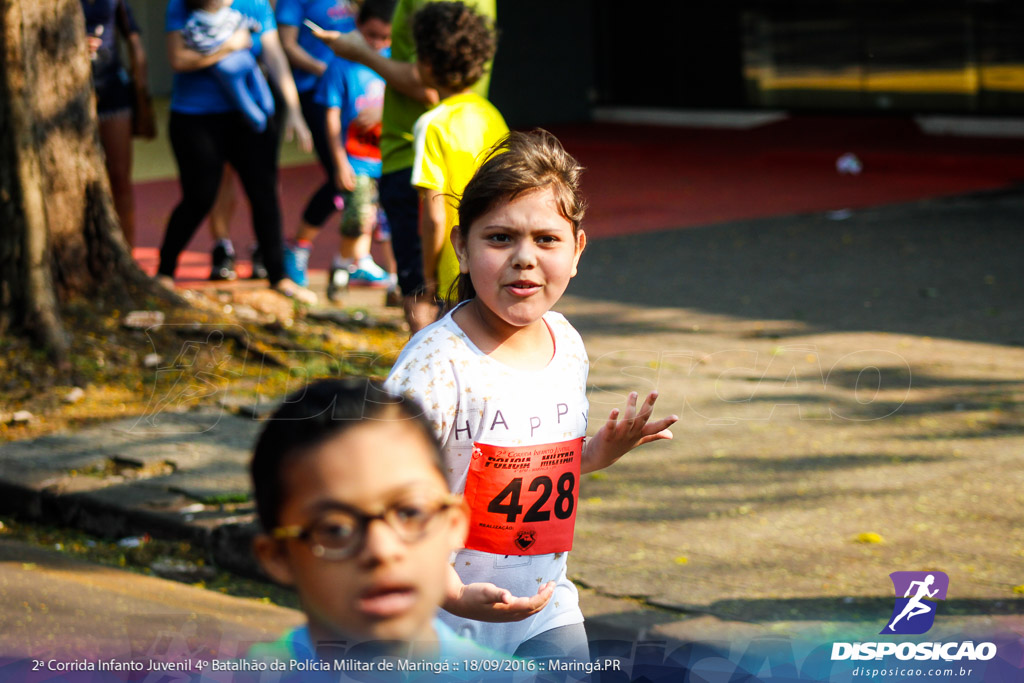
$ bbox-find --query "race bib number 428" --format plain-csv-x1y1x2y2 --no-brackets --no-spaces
462,438,583,555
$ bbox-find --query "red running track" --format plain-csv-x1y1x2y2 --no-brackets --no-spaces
133,117,1024,281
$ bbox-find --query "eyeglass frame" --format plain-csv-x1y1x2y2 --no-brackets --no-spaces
270,493,464,560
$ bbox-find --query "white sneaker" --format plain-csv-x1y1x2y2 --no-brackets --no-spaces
327,265,349,302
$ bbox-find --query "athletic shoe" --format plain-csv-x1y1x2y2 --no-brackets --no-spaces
283,245,311,287
250,247,268,280
326,265,349,303
209,244,237,281
349,258,389,287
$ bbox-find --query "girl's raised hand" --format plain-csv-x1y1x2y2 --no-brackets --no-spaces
582,391,677,474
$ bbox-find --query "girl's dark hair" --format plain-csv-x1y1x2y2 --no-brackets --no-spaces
451,129,586,303
412,1,495,92
250,378,444,531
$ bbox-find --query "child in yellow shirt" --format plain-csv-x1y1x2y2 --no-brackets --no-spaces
410,1,508,304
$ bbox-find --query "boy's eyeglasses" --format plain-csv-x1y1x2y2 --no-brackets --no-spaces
271,495,462,560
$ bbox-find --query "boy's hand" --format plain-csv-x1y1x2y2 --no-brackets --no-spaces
444,581,555,623
335,159,356,192
582,391,677,474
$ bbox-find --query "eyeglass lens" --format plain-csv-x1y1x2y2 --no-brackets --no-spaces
305,499,447,557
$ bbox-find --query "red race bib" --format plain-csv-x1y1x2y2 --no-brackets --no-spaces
462,438,583,555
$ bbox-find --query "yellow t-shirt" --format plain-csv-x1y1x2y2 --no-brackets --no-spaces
380,0,496,175
411,92,509,299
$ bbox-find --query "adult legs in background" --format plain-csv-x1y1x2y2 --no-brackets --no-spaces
223,110,298,294
208,64,287,282
208,166,239,280
98,112,136,246
158,112,229,279
209,168,238,242
379,167,436,332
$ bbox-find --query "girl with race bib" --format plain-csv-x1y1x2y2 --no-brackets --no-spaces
384,130,678,659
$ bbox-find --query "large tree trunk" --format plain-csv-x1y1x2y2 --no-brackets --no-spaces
0,0,163,368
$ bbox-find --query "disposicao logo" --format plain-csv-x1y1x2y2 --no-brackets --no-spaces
831,570,997,663
881,571,949,635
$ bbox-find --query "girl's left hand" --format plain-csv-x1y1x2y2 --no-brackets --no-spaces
582,391,677,474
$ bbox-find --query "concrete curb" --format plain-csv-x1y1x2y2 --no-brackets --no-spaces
0,411,267,578
0,462,265,578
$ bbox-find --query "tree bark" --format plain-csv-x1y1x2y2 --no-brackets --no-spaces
0,0,165,367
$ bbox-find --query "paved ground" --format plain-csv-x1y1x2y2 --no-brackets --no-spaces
0,538,302,660
564,189,1024,639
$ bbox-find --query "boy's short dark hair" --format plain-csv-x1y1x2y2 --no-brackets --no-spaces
358,0,397,25
250,378,444,532
412,1,496,92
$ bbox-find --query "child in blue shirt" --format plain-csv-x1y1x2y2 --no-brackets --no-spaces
284,0,397,299
181,0,275,132
247,379,520,675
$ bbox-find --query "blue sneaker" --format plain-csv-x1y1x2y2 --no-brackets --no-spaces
349,258,389,287
283,245,310,287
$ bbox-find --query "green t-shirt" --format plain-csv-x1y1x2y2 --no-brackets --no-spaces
380,0,497,174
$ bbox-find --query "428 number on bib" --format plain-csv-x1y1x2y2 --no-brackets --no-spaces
487,472,576,523
463,438,582,555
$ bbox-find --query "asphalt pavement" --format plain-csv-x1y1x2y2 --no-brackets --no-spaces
0,538,301,660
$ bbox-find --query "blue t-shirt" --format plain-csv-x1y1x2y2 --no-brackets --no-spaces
275,0,358,94
314,52,387,177
248,618,510,681
165,0,275,114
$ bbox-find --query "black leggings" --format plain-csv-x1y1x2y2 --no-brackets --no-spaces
298,89,340,228
159,110,285,284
